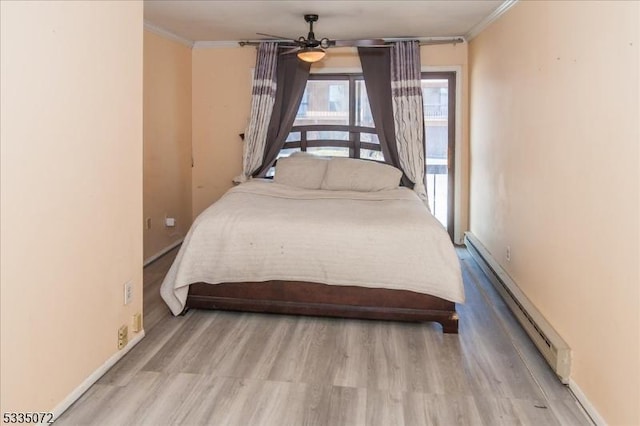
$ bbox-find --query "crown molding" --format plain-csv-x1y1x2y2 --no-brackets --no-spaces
143,21,194,48
465,0,518,41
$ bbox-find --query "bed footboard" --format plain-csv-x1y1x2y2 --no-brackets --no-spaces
186,281,459,333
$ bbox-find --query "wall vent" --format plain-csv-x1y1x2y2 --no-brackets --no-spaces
464,233,571,383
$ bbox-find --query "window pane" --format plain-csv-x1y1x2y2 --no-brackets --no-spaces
307,130,349,141
422,79,448,120
286,132,301,142
278,148,300,158
360,132,379,144
425,126,447,159
307,147,349,157
360,149,384,161
355,80,375,128
422,78,449,228
295,80,349,126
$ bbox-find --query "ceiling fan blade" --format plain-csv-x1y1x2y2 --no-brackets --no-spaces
257,33,308,48
256,32,294,41
280,47,300,55
331,39,388,48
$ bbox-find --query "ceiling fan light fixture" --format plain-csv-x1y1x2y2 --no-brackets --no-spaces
297,47,326,63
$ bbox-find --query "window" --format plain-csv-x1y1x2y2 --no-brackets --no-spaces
276,74,383,163
422,73,456,239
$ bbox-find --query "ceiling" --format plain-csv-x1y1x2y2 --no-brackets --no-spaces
143,1,509,44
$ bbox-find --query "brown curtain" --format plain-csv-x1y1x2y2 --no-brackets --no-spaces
254,53,311,177
358,47,412,188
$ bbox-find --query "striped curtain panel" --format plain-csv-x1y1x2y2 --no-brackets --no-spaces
391,41,428,204
234,42,278,183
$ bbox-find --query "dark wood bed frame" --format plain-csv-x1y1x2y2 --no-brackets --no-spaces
184,280,459,333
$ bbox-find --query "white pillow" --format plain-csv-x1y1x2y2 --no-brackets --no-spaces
321,158,402,192
273,155,328,189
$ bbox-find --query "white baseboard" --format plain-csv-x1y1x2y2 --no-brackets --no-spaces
144,238,183,267
50,331,145,422
569,379,606,426
464,232,571,383
464,232,605,426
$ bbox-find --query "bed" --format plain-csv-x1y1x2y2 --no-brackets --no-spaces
160,156,464,333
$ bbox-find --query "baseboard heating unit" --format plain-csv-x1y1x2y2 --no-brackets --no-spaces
464,233,571,384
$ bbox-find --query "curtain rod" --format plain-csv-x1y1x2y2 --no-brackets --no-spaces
238,37,465,48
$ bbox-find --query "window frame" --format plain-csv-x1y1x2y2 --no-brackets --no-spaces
282,74,383,160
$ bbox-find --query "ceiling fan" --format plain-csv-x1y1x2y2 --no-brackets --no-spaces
256,14,388,63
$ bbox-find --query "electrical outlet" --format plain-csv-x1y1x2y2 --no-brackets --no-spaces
165,216,176,227
506,246,512,262
118,325,128,349
132,313,142,333
124,281,133,305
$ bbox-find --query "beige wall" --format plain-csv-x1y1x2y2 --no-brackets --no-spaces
1,0,143,414
192,47,255,218
192,44,469,239
143,30,192,260
468,2,639,425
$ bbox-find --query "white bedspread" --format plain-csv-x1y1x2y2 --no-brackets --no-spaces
160,180,464,315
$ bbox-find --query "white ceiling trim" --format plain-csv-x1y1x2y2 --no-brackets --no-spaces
144,20,194,48
464,0,518,41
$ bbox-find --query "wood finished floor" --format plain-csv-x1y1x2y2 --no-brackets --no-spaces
56,248,592,425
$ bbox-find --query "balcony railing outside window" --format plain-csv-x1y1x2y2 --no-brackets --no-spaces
424,104,449,120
